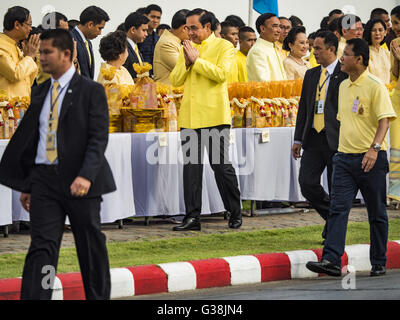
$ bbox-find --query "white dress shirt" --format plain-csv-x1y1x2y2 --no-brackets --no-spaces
35,65,76,165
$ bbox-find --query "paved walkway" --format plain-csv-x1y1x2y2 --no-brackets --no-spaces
1,206,400,255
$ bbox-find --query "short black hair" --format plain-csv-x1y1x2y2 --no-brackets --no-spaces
315,30,339,55
68,19,80,31
42,12,68,30
328,17,341,34
171,9,189,29
186,8,218,30
363,18,387,46
99,30,128,62
338,14,362,36
283,26,306,51
79,6,110,25
371,8,389,19
40,28,74,61
289,15,303,28
225,15,245,28
329,9,343,18
157,24,170,32
255,13,277,34
3,6,30,31
239,26,256,40
391,6,400,20
346,38,369,67
145,4,162,15
125,12,149,31
220,20,239,35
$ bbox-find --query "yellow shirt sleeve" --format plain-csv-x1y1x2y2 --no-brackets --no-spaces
170,48,191,87
0,50,37,83
192,44,234,84
247,47,270,82
373,82,397,121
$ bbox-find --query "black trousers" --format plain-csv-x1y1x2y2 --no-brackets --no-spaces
323,151,389,267
180,125,241,220
20,165,111,300
298,130,336,238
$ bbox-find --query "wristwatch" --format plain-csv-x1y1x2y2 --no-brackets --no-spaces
371,143,381,152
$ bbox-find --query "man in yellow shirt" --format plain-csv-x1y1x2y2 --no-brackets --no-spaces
0,6,39,99
336,14,363,58
247,13,287,82
276,17,291,61
221,20,240,83
153,9,189,84
307,38,397,278
234,26,257,83
170,8,241,231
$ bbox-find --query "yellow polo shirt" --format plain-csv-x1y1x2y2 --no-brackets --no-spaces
337,70,397,154
170,33,234,129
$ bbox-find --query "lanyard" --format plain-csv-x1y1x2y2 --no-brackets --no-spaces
49,83,67,119
317,72,331,101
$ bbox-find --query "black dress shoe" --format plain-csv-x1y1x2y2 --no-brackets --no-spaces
172,218,201,231
370,265,386,277
228,212,242,229
306,259,342,277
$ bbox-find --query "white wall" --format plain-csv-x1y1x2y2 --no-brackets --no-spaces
1,0,399,78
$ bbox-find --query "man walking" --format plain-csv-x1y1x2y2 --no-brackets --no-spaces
292,31,348,243
170,9,241,231
306,38,396,277
0,29,116,299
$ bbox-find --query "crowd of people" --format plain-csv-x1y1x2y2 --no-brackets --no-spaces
0,3,400,299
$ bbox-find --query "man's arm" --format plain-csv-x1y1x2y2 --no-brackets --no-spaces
170,48,190,87
77,82,109,183
247,48,270,82
0,50,38,83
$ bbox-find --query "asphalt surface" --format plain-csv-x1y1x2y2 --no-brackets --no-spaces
122,270,400,300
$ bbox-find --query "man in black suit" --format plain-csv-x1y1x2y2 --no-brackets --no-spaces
292,31,348,242
70,6,109,79
123,12,149,81
0,29,116,300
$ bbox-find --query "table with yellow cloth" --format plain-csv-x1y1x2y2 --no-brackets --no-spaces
283,55,311,80
246,37,287,82
170,33,234,129
153,29,182,85
0,33,37,99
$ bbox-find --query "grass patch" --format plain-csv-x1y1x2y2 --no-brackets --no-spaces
1,218,399,279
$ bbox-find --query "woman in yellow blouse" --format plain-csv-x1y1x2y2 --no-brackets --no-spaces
363,18,390,84
97,30,134,85
282,26,311,80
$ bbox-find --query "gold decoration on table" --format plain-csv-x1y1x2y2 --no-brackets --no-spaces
0,90,29,139
228,80,302,128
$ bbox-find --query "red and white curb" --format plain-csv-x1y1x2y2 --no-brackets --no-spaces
1,240,400,300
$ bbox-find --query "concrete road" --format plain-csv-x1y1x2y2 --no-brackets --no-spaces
123,270,400,300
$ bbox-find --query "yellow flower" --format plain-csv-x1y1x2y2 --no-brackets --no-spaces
100,66,117,81
133,62,152,74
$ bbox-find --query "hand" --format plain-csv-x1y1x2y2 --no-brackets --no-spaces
22,34,40,58
391,40,400,61
361,149,378,173
183,40,199,65
20,193,31,212
70,176,91,197
291,143,302,160
73,40,78,62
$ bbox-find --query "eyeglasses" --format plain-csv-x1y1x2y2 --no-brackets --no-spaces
342,52,355,57
22,22,32,28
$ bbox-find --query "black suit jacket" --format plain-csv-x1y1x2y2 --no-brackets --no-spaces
0,72,116,197
70,27,95,79
123,42,144,81
294,62,348,151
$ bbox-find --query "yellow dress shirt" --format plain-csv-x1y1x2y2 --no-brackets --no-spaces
368,45,390,85
236,50,248,83
97,62,134,85
246,37,287,82
275,41,289,61
228,50,239,84
283,55,311,80
0,33,38,99
337,37,347,60
170,33,234,129
337,70,397,153
153,29,182,85
308,48,319,68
